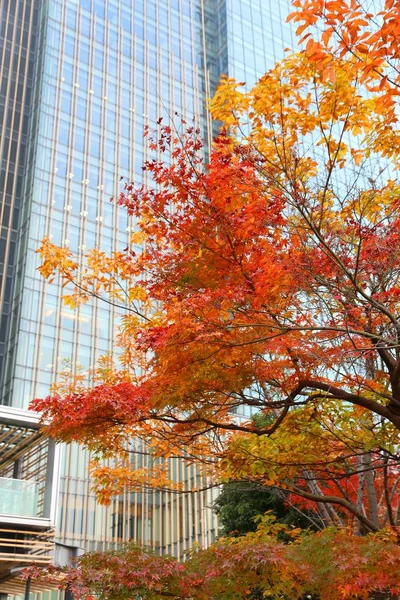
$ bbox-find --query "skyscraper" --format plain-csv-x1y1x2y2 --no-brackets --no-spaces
0,0,293,560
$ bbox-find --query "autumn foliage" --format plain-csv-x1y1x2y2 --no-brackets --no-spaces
30,0,400,594
29,518,400,599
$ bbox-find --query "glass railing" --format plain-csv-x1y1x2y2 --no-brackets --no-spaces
0,477,39,517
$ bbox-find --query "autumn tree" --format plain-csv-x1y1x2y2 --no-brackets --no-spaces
32,0,400,536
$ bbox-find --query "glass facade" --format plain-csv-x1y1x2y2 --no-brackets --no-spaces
224,0,294,85
0,0,41,389
3,0,209,410
0,0,295,560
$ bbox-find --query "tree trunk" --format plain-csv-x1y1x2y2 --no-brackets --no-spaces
304,469,344,526
362,453,380,529
355,456,367,534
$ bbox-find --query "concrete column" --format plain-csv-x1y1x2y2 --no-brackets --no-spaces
42,439,60,524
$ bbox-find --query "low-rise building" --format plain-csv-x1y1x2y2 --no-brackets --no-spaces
0,405,59,597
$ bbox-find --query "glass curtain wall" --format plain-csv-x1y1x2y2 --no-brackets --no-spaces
2,0,217,558
224,0,294,85
0,0,296,560
0,0,42,389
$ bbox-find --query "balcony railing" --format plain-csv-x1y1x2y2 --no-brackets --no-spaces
0,477,38,518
